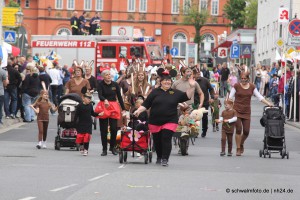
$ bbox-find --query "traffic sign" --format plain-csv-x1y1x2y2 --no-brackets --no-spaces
241,44,252,58
287,47,295,54
230,43,240,59
4,31,16,43
218,48,227,58
275,38,284,48
170,47,179,56
288,19,300,37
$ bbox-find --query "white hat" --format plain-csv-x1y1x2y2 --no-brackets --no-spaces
145,65,153,72
150,66,157,74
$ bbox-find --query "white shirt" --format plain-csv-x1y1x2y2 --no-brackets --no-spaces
48,68,60,85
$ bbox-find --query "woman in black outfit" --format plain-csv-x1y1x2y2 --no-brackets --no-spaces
134,71,196,166
97,70,126,156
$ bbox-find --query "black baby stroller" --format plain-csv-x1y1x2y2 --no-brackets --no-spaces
55,93,82,151
259,106,289,159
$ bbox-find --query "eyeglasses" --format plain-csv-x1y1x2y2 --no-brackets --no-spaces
241,78,248,80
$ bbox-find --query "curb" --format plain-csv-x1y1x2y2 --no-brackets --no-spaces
286,121,300,129
0,118,23,129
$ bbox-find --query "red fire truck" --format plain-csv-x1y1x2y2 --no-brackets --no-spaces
31,35,163,75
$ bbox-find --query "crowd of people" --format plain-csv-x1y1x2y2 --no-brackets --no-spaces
70,11,102,36
1,53,299,167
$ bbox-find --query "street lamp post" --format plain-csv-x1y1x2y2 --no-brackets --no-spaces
15,8,24,55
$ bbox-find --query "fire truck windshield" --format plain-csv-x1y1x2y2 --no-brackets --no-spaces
147,44,163,60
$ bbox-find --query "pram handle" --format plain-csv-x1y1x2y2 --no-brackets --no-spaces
264,106,281,112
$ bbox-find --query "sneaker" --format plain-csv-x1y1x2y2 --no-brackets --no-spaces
80,146,84,154
42,141,47,149
178,149,181,154
220,152,226,156
161,159,168,167
36,141,42,149
83,150,88,156
10,115,15,119
227,152,233,157
156,157,162,164
216,126,219,131
5,116,10,119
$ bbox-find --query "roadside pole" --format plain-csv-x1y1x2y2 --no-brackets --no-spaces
0,0,3,46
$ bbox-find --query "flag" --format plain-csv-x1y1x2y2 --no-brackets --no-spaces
0,42,21,68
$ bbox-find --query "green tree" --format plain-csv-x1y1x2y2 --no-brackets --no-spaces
182,0,209,57
223,0,246,29
243,0,258,28
7,0,20,7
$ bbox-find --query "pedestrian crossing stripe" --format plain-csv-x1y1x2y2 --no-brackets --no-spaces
5,33,15,42
243,47,251,54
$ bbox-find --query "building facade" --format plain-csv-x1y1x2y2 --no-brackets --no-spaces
256,0,300,65
4,0,230,59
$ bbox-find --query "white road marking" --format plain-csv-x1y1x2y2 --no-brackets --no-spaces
50,184,78,192
18,197,36,200
88,173,109,181
118,164,126,168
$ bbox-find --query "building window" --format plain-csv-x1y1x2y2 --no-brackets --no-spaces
139,0,147,12
67,0,75,10
200,34,215,54
96,0,103,11
183,0,191,14
25,0,30,8
55,0,63,9
84,0,92,10
56,28,71,36
128,0,136,12
172,0,179,14
211,0,218,15
172,33,187,57
200,0,207,10
17,0,21,5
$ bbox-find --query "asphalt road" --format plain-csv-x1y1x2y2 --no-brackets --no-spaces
0,97,299,200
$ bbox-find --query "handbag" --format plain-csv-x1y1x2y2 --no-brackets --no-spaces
95,101,121,119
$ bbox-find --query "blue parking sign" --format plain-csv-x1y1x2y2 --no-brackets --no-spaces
230,44,240,59
4,31,16,43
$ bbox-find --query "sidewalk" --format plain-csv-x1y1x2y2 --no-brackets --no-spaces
286,120,300,129
0,117,23,129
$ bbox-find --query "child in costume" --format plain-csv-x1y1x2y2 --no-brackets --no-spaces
30,90,57,149
215,99,237,156
210,89,221,132
74,88,103,156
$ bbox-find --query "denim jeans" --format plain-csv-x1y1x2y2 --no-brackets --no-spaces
22,93,37,122
0,95,4,123
220,81,228,97
4,87,18,116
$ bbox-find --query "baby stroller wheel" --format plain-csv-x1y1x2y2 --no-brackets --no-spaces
269,154,271,158
180,138,188,156
55,141,61,150
286,152,289,159
281,149,286,159
259,150,263,157
119,151,124,163
149,152,152,163
123,152,127,162
76,144,80,151
144,153,148,164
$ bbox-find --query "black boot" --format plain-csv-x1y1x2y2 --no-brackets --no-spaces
101,150,107,156
201,131,207,138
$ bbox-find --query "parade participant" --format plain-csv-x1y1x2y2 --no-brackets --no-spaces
84,64,97,93
74,88,103,156
215,99,237,156
133,70,196,167
193,68,214,137
97,70,126,156
65,66,90,96
70,11,79,35
172,66,204,113
229,71,273,156
133,69,152,98
30,90,57,149
210,92,221,132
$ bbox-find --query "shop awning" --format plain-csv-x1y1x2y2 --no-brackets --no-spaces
212,40,232,52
